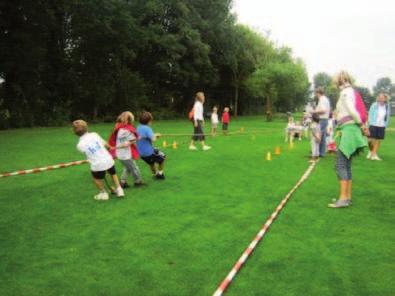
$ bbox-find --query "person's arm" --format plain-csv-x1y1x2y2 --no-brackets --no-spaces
193,102,199,127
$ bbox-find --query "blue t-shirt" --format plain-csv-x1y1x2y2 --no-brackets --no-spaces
137,124,155,157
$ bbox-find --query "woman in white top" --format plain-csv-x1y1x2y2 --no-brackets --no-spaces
328,71,368,208
367,93,391,160
189,92,211,151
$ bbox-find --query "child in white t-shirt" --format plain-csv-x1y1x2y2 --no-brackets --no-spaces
310,114,321,161
110,112,144,188
211,106,219,136
73,120,124,201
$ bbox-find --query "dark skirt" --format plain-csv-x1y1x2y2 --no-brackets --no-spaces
192,120,205,141
369,126,386,140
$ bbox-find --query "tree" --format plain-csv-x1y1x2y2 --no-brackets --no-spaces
373,77,392,96
313,72,338,107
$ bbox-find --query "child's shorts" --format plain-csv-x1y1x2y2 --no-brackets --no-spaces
141,149,166,165
91,166,116,179
222,123,229,130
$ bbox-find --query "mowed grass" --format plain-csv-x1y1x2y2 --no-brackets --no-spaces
0,117,394,296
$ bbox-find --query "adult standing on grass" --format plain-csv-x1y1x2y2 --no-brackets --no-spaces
189,92,211,151
311,87,331,157
328,71,368,208
367,93,391,161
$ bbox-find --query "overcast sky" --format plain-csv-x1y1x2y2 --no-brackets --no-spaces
233,0,395,89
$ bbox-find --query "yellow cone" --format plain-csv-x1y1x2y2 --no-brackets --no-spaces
275,146,281,155
172,141,177,149
162,141,168,148
266,152,272,161
240,127,245,133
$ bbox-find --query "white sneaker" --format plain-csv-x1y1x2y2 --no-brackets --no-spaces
189,145,198,151
366,152,372,159
371,155,382,161
202,145,211,151
94,192,109,201
116,187,125,197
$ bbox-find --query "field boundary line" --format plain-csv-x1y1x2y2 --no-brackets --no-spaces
0,160,88,178
213,161,317,296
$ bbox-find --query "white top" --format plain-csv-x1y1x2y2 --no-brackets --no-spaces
193,101,204,121
211,113,219,124
375,104,387,127
116,128,136,160
77,132,114,172
316,95,331,119
335,85,361,124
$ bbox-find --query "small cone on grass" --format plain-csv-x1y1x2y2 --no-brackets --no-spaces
275,146,281,155
266,151,272,161
289,142,294,150
172,141,177,149
162,141,168,148
240,127,245,133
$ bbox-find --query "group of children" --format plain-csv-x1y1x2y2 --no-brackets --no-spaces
72,111,165,201
308,113,336,161
210,106,230,136
285,112,337,162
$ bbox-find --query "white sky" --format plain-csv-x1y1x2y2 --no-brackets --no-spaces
233,0,395,89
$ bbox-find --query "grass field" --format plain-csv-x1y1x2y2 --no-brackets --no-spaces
0,117,394,296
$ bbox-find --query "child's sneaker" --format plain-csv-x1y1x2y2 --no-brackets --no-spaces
189,145,198,151
366,152,372,159
94,191,109,201
202,145,211,151
134,181,146,187
120,181,130,189
371,155,382,161
155,173,165,180
328,199,351,208
116,187,125,198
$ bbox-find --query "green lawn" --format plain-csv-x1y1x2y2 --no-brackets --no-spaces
0,117,394,296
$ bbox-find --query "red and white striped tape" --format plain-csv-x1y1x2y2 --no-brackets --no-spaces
213,161,317,296
0,160,88,178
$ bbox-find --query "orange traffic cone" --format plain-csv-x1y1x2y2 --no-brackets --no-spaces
172,141,177,149
275,146,281,155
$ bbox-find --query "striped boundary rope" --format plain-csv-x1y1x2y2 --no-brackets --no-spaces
0,160,88,178
213,161,317,296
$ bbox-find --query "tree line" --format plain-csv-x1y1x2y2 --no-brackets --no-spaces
0,0,311,128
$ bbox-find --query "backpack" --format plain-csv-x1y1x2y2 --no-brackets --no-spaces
354,90,367,124
188,107,194,121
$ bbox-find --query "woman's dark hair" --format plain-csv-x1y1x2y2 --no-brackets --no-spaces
139,111,153,124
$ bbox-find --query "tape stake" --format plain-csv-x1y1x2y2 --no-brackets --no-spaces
213,161,317,296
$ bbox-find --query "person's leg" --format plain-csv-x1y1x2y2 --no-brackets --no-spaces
91,171,109,200
374,140,381,156
93,178,105,191
319,119,328,157
149,163,157,175
119,160,130,185
330,150,352,207
190,124,198,149
122,159,142,184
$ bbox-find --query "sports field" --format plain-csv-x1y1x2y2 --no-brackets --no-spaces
0,117,394,296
